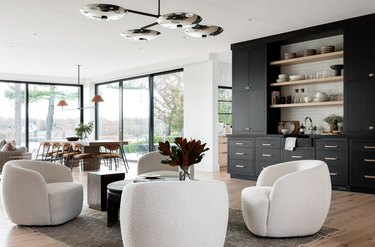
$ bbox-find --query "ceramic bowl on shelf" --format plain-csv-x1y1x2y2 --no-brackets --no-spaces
284,52,297,59
304,96,313,103
303,49,317,56
278,74,287,79
289,75,305,81
276,78,287,83
281,128,289,135
320,45,335,53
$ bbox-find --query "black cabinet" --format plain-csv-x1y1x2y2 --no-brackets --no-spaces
350,140,375,191
227,138,255,177
316,139,349,189
232,45,266,134
345,24,375,133
254,137,281,176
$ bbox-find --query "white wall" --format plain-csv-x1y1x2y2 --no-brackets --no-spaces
184,61,219,172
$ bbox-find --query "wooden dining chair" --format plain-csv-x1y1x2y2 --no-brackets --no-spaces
70,143,94,171
97,144,128,172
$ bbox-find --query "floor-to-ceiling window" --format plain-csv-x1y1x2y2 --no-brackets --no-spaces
0,81,82,152
0,82,26,146
123,77,150,157
95,69,183,160
97,82,120,140
153,71,184,144
28,84,80,151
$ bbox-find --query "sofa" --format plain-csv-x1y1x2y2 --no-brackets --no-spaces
0,146,28,174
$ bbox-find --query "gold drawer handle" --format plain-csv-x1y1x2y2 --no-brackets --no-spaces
262,143,272,146
235,152,245,156
324,145,338,148
262,154,272,157
291,155,303,159
325,157,338,161
330,172,338,176
235,142,245,145
235,165,245,168
364,159,375,163
364,175,375,179
364,146,375,149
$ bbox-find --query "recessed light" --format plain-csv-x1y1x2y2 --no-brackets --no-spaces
33,33,38,36
248,18,254,21
8,45,13,48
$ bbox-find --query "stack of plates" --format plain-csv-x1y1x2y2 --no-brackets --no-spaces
284,52,297,60
303,49,317,56
289,75,305,81
320,45,335,54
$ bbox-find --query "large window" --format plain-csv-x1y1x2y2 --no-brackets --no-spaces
28,84,80,151
218,86,232,125
97,82,120,140
95,69,183,160
0,82,26,146
0,81,82,152
154,72,183,143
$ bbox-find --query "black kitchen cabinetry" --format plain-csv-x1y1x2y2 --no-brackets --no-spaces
316,139,349,189
350,140,375,192
227,138,255,178
254,137,281,176
232,45,266,134
344,24,375,133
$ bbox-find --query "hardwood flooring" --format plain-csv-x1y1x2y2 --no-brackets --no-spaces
0,163,374,246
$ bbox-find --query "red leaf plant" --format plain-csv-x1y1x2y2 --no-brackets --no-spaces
158,137,209,179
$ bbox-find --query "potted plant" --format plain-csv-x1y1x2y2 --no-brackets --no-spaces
158,137,209,180
75,121,94,140
323,114,343,132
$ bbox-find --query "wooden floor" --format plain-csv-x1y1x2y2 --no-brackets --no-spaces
1,163,375,247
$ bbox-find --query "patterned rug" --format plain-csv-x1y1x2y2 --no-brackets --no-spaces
29,207,337,247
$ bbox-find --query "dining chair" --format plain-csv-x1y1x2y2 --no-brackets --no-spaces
34,141,51,161
71,143,94,171
97,143,128,172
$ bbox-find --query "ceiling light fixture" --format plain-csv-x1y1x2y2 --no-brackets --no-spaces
57,65,104,110
80,0,223,41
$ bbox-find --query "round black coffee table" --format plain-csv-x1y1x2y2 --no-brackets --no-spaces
107,180,133,226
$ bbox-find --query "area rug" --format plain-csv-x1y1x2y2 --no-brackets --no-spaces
29,207,338,247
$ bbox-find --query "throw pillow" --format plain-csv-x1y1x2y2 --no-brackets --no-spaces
0,140,6,149
1,140,17,152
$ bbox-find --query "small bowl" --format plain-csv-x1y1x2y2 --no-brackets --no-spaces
320,45,335,53
289,75,305,81
304,96,313,103
278,74,287,79
66,137,79,141
281,128,289,135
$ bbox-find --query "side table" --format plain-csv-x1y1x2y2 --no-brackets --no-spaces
87,171,125,211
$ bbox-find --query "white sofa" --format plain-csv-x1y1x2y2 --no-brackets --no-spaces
241,160,331,237
137,151,195,179
120,180,228,247
1,160,83,225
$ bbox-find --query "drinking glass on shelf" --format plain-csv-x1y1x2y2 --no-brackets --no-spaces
316,71,323,78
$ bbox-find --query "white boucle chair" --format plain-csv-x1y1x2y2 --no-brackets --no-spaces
241,160,331,237
120,180,228,247
1,160,83,226
137,151,195,179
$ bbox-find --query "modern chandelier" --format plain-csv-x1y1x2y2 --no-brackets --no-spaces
57,65,104,110
79,0,223,41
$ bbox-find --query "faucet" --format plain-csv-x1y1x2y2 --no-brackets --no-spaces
304,117,317,134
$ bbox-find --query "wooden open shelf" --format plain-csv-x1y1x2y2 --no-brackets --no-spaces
270,76,343,87
270,51,344,66
270,101,343,108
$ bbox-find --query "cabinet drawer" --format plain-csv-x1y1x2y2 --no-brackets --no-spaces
316,139,348,151
328,165,348,186
229,139,253,148
283,149,314,162
351,140,375,152
351,152,375,189
255,148,281,162
229,147,253,160
316,150,348,166
255,138,281,148
228,159,254,174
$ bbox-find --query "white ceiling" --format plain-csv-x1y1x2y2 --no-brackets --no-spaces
1,0,375,80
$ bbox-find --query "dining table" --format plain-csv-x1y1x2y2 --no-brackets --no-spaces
44,140,128,171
